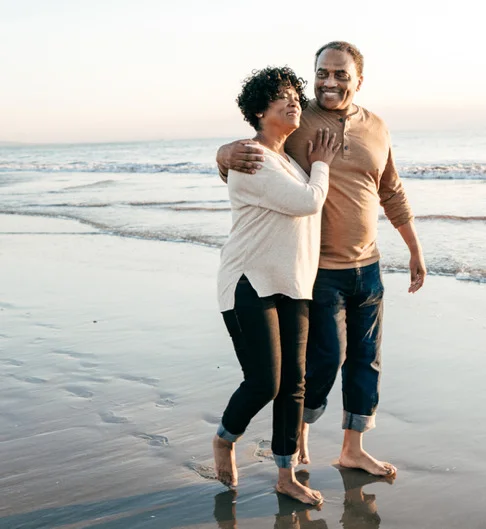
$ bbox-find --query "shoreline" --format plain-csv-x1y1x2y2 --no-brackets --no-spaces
0,211,484,285
0,214,485,528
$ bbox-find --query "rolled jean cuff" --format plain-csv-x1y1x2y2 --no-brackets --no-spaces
342,411,376,432
303,405,326,424
273,451,299,469
217,423,243,443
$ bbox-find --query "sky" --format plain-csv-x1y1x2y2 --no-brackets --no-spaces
1,0,485,143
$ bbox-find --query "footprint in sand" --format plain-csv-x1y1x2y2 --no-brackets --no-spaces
119,374,159,387
64,385,94,398
2,359,24,367
21,376,48,384
54,349,96,360
134,432,169,447
186,461,217,480
79,374,110,383
35,322,59,330
254,440,273,461
99,411,129,424
8,374,47,384
202,413,221,425
155,396,175,408
79,361,99,369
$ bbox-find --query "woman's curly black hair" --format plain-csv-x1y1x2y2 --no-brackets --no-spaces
236,66,308,131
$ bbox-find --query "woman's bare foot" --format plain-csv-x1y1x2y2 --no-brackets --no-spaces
276,480,323,506
213,435,238,488
276,468,322,505
339,449,397,477
298,422,311,465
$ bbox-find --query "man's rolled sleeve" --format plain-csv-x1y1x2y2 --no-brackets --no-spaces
379,147,414,228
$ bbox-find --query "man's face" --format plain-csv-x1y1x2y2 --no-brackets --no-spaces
314,49,363,111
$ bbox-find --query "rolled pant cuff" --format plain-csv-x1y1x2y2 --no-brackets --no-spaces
342,411,376,432
216,423,243,443
273,451,299,469
303,405,326,424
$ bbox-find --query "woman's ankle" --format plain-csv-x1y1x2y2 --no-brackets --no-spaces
213,435,234,448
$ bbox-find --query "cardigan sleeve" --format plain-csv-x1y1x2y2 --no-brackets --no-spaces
257,158,329,217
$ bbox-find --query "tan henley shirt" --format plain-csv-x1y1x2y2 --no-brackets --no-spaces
285,100,413,269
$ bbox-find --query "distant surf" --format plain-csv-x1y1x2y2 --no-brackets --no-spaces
1,160,486,180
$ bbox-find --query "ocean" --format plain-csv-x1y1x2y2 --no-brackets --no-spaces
1,130,485,282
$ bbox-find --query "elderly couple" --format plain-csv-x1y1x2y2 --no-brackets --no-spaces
213,41,426,505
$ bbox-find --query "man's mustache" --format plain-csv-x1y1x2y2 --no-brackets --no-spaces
319,88,342,94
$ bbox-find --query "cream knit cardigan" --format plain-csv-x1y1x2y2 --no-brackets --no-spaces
218,147,329,311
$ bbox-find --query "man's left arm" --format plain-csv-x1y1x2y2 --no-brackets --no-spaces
379,146,427,293
397,221,426,293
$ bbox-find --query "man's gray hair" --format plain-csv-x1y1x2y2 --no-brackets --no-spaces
314,41,364,76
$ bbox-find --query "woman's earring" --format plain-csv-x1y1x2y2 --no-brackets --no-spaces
256,113,263,118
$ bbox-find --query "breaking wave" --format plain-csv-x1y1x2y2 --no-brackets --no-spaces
0,161,216,174
1,160,486,179
399,163,486,180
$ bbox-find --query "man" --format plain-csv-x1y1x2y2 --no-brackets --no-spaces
216,41,426,476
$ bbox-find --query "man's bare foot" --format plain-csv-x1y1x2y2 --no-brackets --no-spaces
334,463,395,488
298,422,311,465
213,435,238,488
276,479,323,506
339,449,397,477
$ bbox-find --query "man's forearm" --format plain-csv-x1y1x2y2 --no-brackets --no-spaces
218,164,228,184
216,139,265,177
216,145,230,171
397,220,422,254
216,145,230,183
398,219,427,292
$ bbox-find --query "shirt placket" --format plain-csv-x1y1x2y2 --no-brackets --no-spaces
339,116,351,160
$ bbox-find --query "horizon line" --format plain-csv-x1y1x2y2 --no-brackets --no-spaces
3,126,486,147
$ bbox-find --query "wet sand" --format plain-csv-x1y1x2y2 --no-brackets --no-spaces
0,213,485,529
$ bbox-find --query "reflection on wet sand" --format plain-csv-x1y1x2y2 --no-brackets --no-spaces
274,471,328,529
213,468,393,529
337,465,393,529
213,489,238,529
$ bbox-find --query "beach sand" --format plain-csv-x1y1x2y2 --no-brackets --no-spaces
0,213,485,529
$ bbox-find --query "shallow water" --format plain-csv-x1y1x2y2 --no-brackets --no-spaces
1,132,485,282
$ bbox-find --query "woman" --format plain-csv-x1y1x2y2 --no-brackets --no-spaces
214,66,340,505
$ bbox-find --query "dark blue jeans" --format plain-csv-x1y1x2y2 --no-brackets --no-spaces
218,277,308,468
303,262,384,432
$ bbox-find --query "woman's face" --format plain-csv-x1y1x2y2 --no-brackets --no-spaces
259,85,301,133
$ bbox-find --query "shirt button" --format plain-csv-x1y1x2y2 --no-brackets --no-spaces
338,118,344,123
344,146,349,150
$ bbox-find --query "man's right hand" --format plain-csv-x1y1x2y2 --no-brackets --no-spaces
216,139,265,175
